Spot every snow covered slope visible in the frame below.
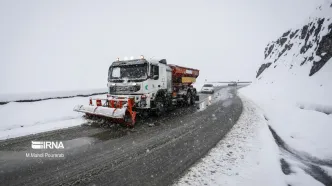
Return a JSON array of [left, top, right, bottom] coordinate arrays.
[[0, 88, 107, 103], [251, 0, 332, 106], [240, 1, 332, 185], [0, 94, 107, 140]]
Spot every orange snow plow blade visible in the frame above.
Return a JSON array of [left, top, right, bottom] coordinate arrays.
[[74, 97, 137, 127]]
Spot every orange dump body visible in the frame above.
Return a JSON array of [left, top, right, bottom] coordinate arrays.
[[168, 65, 199, 86], [168, 65, 199, 78]]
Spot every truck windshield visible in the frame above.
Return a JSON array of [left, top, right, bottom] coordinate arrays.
[[109, 64, 147, 79], [203, 84, 213, 87]]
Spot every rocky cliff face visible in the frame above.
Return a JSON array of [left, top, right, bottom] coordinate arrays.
[[257, 1, 332, 78]]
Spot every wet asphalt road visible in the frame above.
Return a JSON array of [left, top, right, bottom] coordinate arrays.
[[0, 86, 243, 186]]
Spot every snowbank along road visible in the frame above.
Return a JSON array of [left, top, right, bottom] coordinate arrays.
[[0, 86, 243, 186]]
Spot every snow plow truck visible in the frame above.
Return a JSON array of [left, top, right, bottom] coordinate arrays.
[[74, 56, 199, 127]]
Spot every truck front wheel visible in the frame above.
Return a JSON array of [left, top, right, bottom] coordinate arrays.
[[155, 98, 165, 116]]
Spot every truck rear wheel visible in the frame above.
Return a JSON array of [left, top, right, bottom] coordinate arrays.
[[185, 92, 192, 106], [191, 91, 196, 105]]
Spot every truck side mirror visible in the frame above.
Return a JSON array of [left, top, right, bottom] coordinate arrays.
[[153, 75, 159, 80]]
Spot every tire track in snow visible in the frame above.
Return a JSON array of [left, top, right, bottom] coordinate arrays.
[[268, 125, 332, 186]]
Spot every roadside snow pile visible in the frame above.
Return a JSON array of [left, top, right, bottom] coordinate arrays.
[[176, 97, 326, 186], [0, 88, 107, 103], [176, 97, 287, 186], [0, 94, 105, 140], [239, 1, 332, 185]]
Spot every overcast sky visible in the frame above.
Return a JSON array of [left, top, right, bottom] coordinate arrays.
[[0, 0, 324, 94]]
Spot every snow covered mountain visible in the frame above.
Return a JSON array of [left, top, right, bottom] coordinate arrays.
[[239, 2, 332, 185], [251, 0, 332, 106]]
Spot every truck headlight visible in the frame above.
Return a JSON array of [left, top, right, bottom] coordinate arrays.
[[108, 82, 116, 86]]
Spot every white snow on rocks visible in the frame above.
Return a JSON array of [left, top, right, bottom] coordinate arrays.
[[241, 0, 332, 161], [255, 0, 332, 108], [237, 1, 332, 184]]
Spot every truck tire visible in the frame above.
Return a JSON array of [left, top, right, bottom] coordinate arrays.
[[190, 91, 196, 105], [123, 113, 135, 128], [155, 97, 165, 117], [185, 91, 192, 106], [140, 110, 150, 119]]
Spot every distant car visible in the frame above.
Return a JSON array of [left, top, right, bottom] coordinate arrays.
[[201, 84, 214, 94]]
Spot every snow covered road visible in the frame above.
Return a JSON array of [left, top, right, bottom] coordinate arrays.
[[0, 86, 243, 186]]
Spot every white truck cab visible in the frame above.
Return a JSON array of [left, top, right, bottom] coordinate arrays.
[[107, 58, 172, 111]]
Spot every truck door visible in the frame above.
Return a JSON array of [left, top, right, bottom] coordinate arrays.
[[150, 64, 160, 91], [159, 66, 166, 89]]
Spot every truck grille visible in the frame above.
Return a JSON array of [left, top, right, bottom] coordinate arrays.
[[109, 85, 141, 93]]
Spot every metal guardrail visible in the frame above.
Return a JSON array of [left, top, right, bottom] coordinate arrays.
[[207, 81, 252, 84]]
